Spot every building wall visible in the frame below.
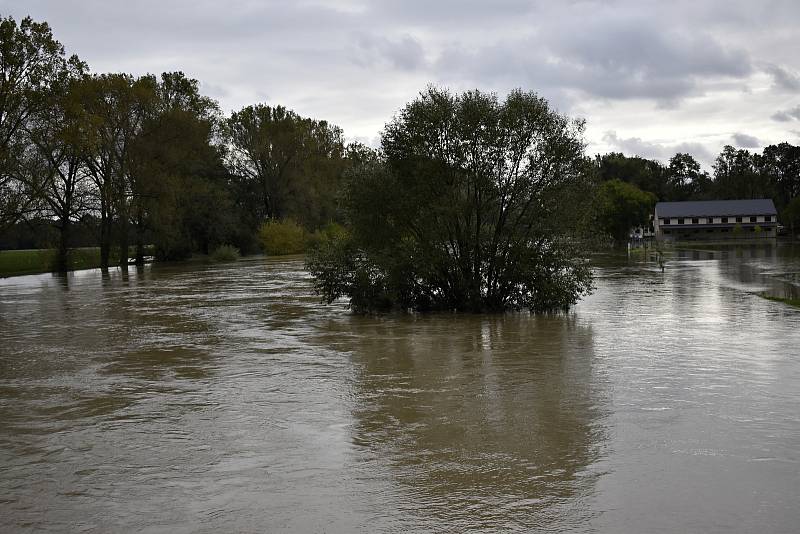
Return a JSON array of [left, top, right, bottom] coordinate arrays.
[[654, 207, 777, 241]]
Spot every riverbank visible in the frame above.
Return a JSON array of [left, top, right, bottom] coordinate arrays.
[[0, 247, 155, 277]]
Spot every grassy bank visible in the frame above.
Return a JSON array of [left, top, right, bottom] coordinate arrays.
[[0, 247, 152, 277], [760, 293, 800, 309]]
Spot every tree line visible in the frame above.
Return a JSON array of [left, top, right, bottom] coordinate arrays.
[[0, 15, 355, 270], [592, 145, 800, 242], [2, 14, 799, 287]]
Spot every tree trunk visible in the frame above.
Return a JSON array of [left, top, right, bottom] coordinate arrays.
[[100, 210, 110, 271], [118, 216, 129, 269], [135, 241, 144, 265], [134, 211, 145, 265], [56, 218, 70, 273]]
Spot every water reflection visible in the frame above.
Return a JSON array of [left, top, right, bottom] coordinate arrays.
[[671, 243, 800, 300], [336, 314, 607, 531], [1, 251, 799, 533]]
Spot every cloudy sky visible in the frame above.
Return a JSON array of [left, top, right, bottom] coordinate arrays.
[[3, 0, 799, 169]]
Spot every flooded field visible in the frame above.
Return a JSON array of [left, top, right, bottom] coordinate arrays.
[[1, 245, 799, 532]]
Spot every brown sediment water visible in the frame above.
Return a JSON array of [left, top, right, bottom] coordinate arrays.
[[1, 245, 798, 532]]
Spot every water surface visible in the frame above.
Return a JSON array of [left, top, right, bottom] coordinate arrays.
[[1, 247, 799, 532]]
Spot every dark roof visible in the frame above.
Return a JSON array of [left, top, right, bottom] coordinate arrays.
[[655, 199, 777, 218]]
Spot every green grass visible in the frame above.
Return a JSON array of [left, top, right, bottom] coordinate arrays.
[[760, 293, 800, 309], [0, 246, 153, 277]]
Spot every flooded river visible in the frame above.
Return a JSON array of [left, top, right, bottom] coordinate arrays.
[[1, 245, 799, 532]]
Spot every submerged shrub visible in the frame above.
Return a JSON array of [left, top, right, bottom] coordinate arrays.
[[307, 86, 595, 313], [258, 219, 307, 255], [210, 244, 241, 262]]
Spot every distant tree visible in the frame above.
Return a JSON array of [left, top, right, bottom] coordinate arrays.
[[77, 73, 156, 268], [0, 15, 81, 231], [781, 196, 800, 237], [713, 145, 771, 200], [129, 73, 234, 260], [308, 87, 594, 313], [225, 104, 346, 229], [667, 153, 709, 201], [758, 142, 800, 211], [595, 152, 669, 200], [594, 179, 657, 245]]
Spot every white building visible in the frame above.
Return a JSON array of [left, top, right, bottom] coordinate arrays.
[[654, 199, 778, 241]]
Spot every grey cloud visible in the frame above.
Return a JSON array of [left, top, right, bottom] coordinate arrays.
[[550, 17, 751, 80], [765, 64, 800, 90], [731, 133, 760, 148], [353, 33, 426, 71], [434, 11, 753, 104], [602, 131, 715, 168], [1, 0, 798, 152], [771, 105, 800, 122]]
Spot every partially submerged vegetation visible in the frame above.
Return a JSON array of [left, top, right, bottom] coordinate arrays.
[[209, 244, 241, 263], [258, 219, 307, 256], [760, 293, 800, 309], [0, 246, 153, 277], [307, 87, 594, 313]]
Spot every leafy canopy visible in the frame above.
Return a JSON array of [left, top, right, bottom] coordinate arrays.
[[308, 86, 594, 313], [595, 179, 657, 244]]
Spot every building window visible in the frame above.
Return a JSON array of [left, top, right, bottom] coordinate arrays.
[[736, 217, 743, 223], [750, 216, 757, 223], [692, 218, 699, 224], [721, 217, 728, 223], [678, 218, 685, 224], [765, 215, 772, 222], [661, 218, 667, 225]]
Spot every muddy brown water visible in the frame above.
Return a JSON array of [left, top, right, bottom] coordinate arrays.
[[1, 245, 799, 532]]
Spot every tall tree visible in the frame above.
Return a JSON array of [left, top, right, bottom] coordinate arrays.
[[309, 87, 594, 313], [713, 145, 771, 200], [595, 152, 670, 200], [78, 73, 155, 269], [130, 73, 233, 260], [758, 142, 800, 210], [0, 15, 81, 230], [225, 104, 346, 228], [667, 153, 709, 201], [594, 179, 657, 244], [25, 65, 91, 271]]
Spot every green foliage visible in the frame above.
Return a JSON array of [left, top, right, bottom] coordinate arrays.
[[308, 86, 594, 313], [596, 152, 669, 200], [754, 225, 762, 234], [781, 196, 800, 235], [210, 244, 240, 262], [307, 222, 348, 249], [760, 143, 800, 210], [713, 145, 771, 200], [733, 223, 744, 237], [225, 104, 347, 229], [595, 179, 657, 245], [258, 219, 307, 256], [0, 15, 86, 231]]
